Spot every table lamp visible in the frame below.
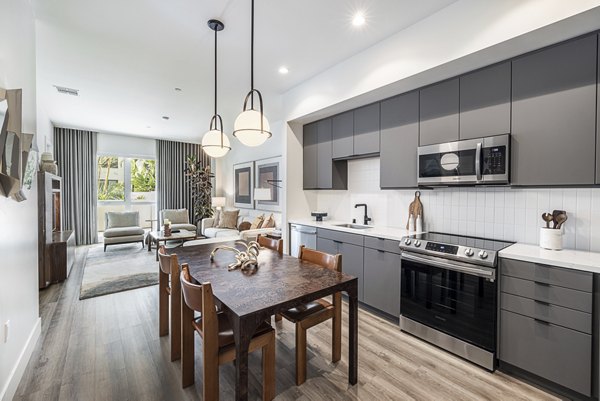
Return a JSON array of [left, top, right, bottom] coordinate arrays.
[[212, 196, 226, 210]]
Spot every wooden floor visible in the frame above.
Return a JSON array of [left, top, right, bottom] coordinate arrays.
[[14, 246, 560, 401]]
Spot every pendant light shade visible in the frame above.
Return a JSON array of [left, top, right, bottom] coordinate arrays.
[[233, 0, 271, 147], [201, 19, 231, 158]]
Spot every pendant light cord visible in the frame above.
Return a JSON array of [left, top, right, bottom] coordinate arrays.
[[250, 0, 254, 109], [214, 27, 218, 119]]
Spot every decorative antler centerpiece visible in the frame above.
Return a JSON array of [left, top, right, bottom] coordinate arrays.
[[210, 240, 261, 274]]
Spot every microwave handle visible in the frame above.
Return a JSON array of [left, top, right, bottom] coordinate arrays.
[[475, 142, 482, 182]]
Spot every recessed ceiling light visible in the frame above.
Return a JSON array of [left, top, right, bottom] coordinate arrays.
[[278, 66, 289, 75], [174, 87, 182, 92], [352, 12, 365, 27], [162, 116, 170, 120]]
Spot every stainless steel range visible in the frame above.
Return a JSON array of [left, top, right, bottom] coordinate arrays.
[[399, 232, 513, 371]]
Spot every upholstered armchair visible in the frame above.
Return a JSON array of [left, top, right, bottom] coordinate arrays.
[[159, 209, 199, 234], [103, 211, 145, 251]]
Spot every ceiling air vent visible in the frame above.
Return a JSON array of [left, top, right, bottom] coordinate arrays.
[[54, 85, 79, 96]]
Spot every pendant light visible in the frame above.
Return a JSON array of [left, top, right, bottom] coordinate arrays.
[[201, 19, 231, 158], [233, 0, 271, 147]]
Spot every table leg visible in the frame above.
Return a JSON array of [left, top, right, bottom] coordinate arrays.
[[147, 235, 152, 252], [348, 282, 358, 385], [231, 314, 258, 401], [155, 240, 160, 261]]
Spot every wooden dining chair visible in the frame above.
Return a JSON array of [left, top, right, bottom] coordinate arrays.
[[180, 264, 276, 401], [280, 245, 342, 385], [257, 234, 284, 254], [158, 245, 181, 361]]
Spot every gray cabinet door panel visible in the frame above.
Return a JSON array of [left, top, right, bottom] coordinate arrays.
[[316, 119, 333, 189], [380, 92, 419, 188], [339, 242, 364, 301], [500, 276, 592, 313], [363, 236, 402, 254], [459, 62, 511, 139], [363, 248, 400, 316], [501, 292, 591, 334], [419, 78, 459, 145], [511, 35, 597, 185], [332, 111, 354, 159], [316, 237, 338, 256], [303, 123, 318, 189], [500, 310, 592, 396], [500, 258, 592, 292], [353, 103, 380, 155], [597, 34, 600, 184], [317, 228, 364, 247]]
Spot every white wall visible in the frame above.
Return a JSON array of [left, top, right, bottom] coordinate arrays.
[[97, 131, 156, 159], [315, 158, 600, 252], [0, 1, 42, 400]]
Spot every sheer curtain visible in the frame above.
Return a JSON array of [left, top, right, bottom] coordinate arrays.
[[54, 127, 98, 245], [156, 139, 209, 225]]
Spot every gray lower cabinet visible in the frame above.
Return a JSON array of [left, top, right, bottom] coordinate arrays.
[[499, 258, 593, 396], [303, 122, 318, 189], [511, 34, 597, 186], [380, 91, 419, 188], [459, 62, 511, 140], [317, 119, 333, 189], [363, 247, 400, 317], [316, 237, 338, 257], [419, 78, 459, 146], [353, 103, 380, 156], [597, 34, 600, 184], [332, 111, 353, 159]]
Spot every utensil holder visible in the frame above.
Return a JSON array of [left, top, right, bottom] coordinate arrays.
[[540, 227, 563, 250]]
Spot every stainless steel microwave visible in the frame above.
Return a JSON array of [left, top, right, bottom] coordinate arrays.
[[417, 134, 510, 186]]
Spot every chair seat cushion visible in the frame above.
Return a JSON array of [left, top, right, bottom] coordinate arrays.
[[103, 226, 145, 238], [193, 312, 272, 348], [281, 299, 332, 323], [171, 223, 197, 232]]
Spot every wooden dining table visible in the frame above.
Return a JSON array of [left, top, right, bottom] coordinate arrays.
[[174, 241, 359, 401]]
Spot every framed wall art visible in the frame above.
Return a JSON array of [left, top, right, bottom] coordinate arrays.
[[254, 156, 281, 212], [233, 161, 254, 209]]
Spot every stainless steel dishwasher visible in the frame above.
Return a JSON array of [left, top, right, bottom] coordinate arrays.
[[290, 224, 317, 257]]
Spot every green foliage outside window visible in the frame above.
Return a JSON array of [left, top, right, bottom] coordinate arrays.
[[131, 159, 156, 193]]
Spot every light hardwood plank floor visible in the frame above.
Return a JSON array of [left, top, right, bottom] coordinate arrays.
[[14, 247, 560, 401]]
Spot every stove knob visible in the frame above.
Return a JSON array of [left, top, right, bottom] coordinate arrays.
[[478, 250, 488, 259], [404, 238, 411, 246], [464, 248, 474, 257], [414, 240, 421, 247]]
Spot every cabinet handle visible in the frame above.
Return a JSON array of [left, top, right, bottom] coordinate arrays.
[[534, 299, 550, 306], [534, 281, 550, 287], [377, 249, 385, 253], [376, 237, 385, 241], [534, 318, 551, 326], [333, 240, 342, 244]]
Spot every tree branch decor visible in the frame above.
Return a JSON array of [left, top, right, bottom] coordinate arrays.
[[185, 155, 213, 225]]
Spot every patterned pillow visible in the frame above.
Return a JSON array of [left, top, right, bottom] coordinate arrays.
[[262, 214, 276, 228], [250, 214, 264, 230], [217, 210, 239, 229]]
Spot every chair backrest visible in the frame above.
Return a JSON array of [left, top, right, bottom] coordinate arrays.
[[160, 209, 190, 225], [105, 211, 140, 229], [298, 245, 342, 272], [158, 245, 179, 275], [257, 235, 283, 254], [180, 264, 218, 340]]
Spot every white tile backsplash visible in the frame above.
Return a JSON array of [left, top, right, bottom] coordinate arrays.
[[315, 158, 600, 252]]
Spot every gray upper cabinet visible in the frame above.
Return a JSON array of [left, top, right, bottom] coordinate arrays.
[[317, 119, 333, 189], [353, 103, 380, 155], [511, 35, 597, 186], [332, 111, 354, 159], [302, 122, 318, 189], [597, 34, 600, 185], [459, 62, 511, 140], [380, 92, 419, 188], [419, 78, 459, 146]]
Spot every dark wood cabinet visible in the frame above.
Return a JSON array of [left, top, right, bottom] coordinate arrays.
[[459, 62, 511, 140], [419, 78, 459, 145], [332, 111, 353, 159], [353, 103, 380, 155], [302, 122, 318, 189], [511, 35, 597, 186], [380, 92, 419, 188]]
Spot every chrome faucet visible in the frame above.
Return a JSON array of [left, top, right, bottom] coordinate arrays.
[[354, 204, 371, 225]]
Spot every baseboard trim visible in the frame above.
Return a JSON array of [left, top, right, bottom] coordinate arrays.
[[0, 317, 41, 401]]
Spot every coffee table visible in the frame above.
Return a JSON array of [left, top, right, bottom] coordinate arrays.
[[148, 229, 197, 261]]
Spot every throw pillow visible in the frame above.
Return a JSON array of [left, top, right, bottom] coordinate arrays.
[[250, 214, 264, 230], [213, 210, 221, 227], [238, 221, 252, 232], [262, 214, 276, 228], [217, 210, 239, 229]]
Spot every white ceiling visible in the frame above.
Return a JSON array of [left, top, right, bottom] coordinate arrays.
[[33, 0, 457, 142]]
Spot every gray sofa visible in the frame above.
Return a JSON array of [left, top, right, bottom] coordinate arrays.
[[159, 209, 199, 234], [103, 211, 145, 251]]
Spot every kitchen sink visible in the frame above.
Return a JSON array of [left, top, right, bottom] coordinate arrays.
[[334, 223, 372, 230]]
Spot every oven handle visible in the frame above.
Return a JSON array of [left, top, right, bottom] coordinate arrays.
[[401, 251, 496, 281], [475, 142, 482, 182]]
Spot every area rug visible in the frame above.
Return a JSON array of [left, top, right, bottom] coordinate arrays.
[[80, 242, 158, 300]]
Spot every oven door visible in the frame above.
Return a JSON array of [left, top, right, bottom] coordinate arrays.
[[400, 251, 497, 352], [417, 138, 481, 185]]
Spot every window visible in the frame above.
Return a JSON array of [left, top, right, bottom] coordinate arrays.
[[97, 156, 156, 202], [97, 156, 125, 201], [131, 158, 156, 202]]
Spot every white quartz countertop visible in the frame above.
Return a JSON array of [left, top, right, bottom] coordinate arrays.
[[288, 218, 423, 241], [499, 243, 600, 274]]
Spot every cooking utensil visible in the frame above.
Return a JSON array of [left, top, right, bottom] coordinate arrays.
[[552, 210, 566, 229], [555, 213, 568, 230], [542, 213, 554, 229]]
